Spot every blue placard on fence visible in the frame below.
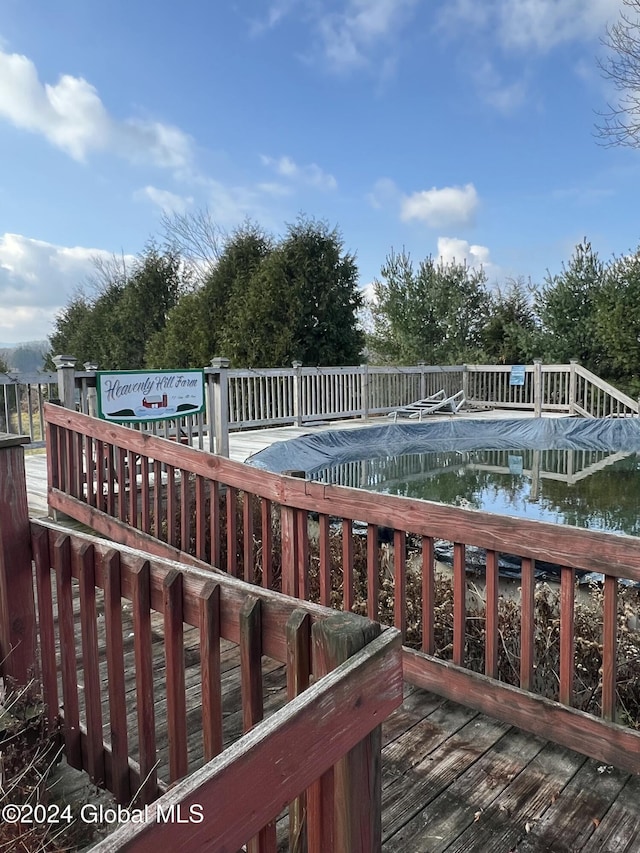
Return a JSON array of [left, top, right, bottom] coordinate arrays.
[[510, 365, 526, 386]]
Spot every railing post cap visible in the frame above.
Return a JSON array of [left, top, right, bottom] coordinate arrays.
[[569, 358, 580, 364], [210, 357, 230, 369], [83, 362, 99, 371], [292, 360, 303, 369], [0, 433, 30, 448], [533, 358, 543, 364], [52, 355, 77, 369]]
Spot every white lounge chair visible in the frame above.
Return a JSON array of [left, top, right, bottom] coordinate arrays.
[[411, 390, 466, 420], [388, 390, 447, 422]]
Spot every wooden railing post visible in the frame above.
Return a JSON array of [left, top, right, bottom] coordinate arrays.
[[83, 362, 99, 417], [286, 609, 311, 850], [292, 361, 303, 426], [0, 434, 37, 686], [417, 362, 426, 400], [568, 359, 578, 415], [311, 612, 383, 853], [52, 354, 77, 409], [533, 358, 543, 417], [360, 363, 369, 419], [462, 363, 469, 400], [210, 357, 230, 457]]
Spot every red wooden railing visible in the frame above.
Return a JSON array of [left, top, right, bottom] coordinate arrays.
[[44, 404, 640, 774], [89, 611, 400, 853], [28, 516, 401, 852]]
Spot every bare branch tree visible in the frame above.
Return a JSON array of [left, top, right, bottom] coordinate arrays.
[[160, 207, 225, 280], [597, 0, 640, 146], [86, 251, 130, 297]]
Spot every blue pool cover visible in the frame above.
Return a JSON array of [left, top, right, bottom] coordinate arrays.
[[247, 418, 640, 583], [246, 417, 640, 475]]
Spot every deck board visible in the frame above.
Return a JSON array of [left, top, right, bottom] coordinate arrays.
[[388, 726, 546, 852], [514, 759, 631, 853], [383, 712, 512, 845], [442, 742, 588, 852], [581, 774, 640, 853]]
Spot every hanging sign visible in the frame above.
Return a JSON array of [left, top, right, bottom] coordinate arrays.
[[96, 369, 205, 422], [510, 365, 526, 386]]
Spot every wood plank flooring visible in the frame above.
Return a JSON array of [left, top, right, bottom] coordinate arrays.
[[53, 595, 640, 852]]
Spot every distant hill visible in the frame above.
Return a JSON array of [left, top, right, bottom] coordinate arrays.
[[0, 340, 50, 372]]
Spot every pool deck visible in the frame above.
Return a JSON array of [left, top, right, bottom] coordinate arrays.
[[20, 408, 640, 851], [48, 601, 640, 852]]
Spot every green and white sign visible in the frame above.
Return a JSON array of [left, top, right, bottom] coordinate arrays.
[[96, 369, 205, 423]]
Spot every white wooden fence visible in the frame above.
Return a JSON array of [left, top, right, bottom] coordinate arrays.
[[4, 359, 638, 451]]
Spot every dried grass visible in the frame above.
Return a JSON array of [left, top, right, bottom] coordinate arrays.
[[165, 487, 640, 729], [0, 680, 103, 852]]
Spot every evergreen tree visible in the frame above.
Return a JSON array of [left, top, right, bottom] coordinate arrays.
[[224, 217, 363, 366], [534, 240, 604, 370], [48, 294, 99, 367], [147, 223, 271, 368], [369, 249, 489, 364], [48, 244, 189, 369], [145, 290, 210, 369], [595, 246, 640, 392], [483, 278, 539, 364], [109, 242, 187, 369], [50, 217, 363, 371]]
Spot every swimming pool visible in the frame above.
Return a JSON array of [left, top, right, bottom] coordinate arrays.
[[247, 418, 640, 539]]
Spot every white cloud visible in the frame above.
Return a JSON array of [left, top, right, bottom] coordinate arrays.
[[135, 186, 194, 214], [401, 183, 479, 228], [318, 0, 418, 71], [206, 179, 268, 226], [497, 0, 620, 51], [473, 59, 527, 113], [437, 237, 492, 270], [261, 154, 337, 190], [0, 233, 134, 343], [0, 47, 193, 168], [256, 182, 293, 197], [368, 178, 480, 229], [250, 0, 300, 34], [367, 177, 400, 209], [441, 0, 621, 52], [318, 0, 420, 69], [317, 15, 367, 70], [252, 0, 420, 72], [360, 280, 377, 303]]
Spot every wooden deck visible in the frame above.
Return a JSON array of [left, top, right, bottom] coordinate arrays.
[[54, 659, 640, 852], [22, 416, 640, 851], [53, 600, 639, 852], [381, 689, 640, 852]]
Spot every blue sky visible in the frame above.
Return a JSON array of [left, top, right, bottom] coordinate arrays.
[[0, 0, 638, 345]]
